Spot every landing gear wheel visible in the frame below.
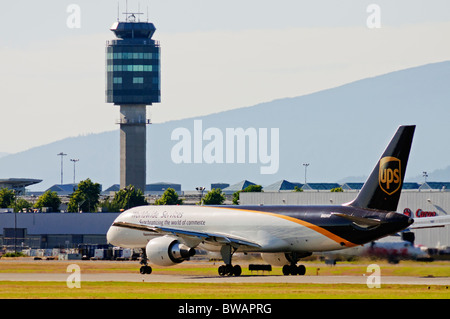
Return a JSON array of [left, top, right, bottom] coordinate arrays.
[[282, 265, 291, 275], [297, 264, 306, 276], [218, 264, 242, 277], [233, 265, 242, 276], [140, 265, 152, 275], [218, 265, 227, 276], [218, 265, 233, 276], [282, 264, 306, 276]]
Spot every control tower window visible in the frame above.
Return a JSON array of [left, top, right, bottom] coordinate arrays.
[[108, 52, 159, 60]]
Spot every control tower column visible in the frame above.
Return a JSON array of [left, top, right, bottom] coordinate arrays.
[[119, 104, 147, 193]]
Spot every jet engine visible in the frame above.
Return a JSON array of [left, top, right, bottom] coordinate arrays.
[[146, 236, 195, 267]]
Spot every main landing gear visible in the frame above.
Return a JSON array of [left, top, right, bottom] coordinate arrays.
[[282, 263, 306, 276], [139, 249, 152, 274], [218, 264, 242, 277], [218, 245, 242, 277], [281, 252, 309, 276]]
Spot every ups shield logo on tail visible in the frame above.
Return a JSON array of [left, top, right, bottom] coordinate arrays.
[[379, 157, 401, 195]]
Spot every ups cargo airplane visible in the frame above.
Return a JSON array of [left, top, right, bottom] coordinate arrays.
[[107, 125, 415, 276]]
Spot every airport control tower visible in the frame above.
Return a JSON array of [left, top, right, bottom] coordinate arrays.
[[106, 13, 160, 192]]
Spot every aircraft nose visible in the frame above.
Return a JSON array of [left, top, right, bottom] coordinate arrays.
[[106, 226, 119, 246]]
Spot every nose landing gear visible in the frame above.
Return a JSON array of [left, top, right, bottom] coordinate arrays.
[[139, 249, 152, 274]]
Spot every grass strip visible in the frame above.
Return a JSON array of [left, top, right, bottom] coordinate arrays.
[[0, 281, 448, 299]]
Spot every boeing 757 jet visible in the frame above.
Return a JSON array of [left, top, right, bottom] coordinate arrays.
[[107, 125, 415, 276]]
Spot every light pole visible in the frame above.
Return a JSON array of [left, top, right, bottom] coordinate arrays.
[[70, 159, 79, 184], [303, 163, 310, 184], [13, 190, 17, 254], [422, 171, 428, 183], [57, 152, 67, 185], [196, 186, 205, 205]]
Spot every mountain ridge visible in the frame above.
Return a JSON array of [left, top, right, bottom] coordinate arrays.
[[1, 61, 449, 191]]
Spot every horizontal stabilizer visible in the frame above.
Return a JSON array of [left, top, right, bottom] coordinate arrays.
[[332, 213, 383, 227]]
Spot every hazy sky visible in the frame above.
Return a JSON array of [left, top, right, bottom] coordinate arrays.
[[1, 0, 449, 153]]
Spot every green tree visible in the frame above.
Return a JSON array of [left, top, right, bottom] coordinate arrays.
[[154, 188, 183, 205], [109, 185, 148, 211], [202, 188, 225, 205], [35, 190, 61, 212], [67, 178, 101, 212], [243, 185, 263, 192], [294, 186, 303, 192], [0, 188, 15, 208], [232, 184, 263, 205], [330, 187, 343, 192], [13, 198, 33, 212]]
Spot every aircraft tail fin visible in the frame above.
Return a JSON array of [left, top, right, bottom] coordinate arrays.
[[347, 125, 415, 212]]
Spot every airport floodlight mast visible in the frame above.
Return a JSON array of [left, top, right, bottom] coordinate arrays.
[[196, 186, 205, 204], [303, 163, 310, 184], [423, 171, 428, 183], [57, 152, 67, 185], [70, 159, 79, 184], [105, 5, 161, 192]]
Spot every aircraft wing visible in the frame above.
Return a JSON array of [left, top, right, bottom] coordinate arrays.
[[408, 216, 450, 229], [111, 220, 261, 248]]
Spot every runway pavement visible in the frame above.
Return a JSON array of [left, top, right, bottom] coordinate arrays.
[[1, 272, 449, 285]]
